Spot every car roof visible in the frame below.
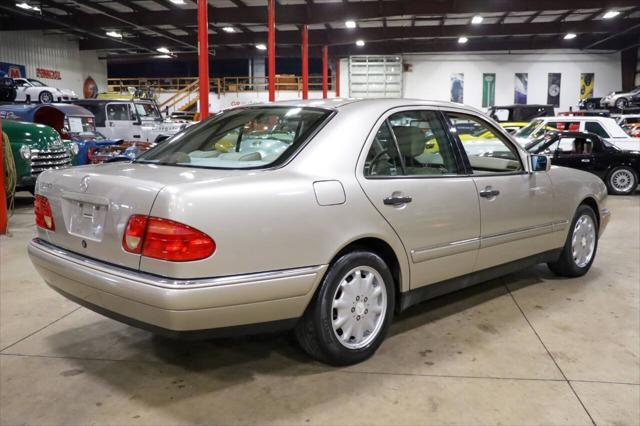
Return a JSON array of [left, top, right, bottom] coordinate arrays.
[[537, 116, 613, 122], [246, 98, 486, 114]]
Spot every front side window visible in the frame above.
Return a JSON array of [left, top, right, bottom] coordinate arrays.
[[447, 113, 523, 174], [137, 106, 331, 169], [135, 102, 161, 120], [364, 110, 460, 177], [27, 79, 46, 87]]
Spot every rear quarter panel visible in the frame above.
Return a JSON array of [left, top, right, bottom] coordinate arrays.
[[142, 105, 412, 290]]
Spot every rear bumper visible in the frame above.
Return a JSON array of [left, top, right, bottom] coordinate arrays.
[[28, 239, 327, 336]]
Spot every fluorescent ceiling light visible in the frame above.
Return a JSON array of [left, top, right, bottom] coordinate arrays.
[[169, 0, 186, 4], [471, 15, 483, 24], [222, 26, 235, 33], [345, 20, 356, 28], [16, 2, 37, 11], [458, 36, 468, 44], [156, 47, 171, 54], [106, 31, 123, 39], [603, 10, 620, 19], [256, 43, 267, 50], [564, 33, 577, 40], [356, 39, 365, 47]]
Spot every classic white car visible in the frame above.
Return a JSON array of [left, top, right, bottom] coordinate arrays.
[[13, 78, 78, 103], [29, 99, 610, 365]]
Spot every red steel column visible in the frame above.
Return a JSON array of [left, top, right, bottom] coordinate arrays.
[[0, 118, 7, 235], [322, 45, 328, 99], [334, 57, 340, 97], [268, 0, 276, 102], [301, 25, 309, 100], [197, 0, 209, 119]]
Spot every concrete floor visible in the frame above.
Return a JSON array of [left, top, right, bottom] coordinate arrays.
[[0, 192, 638, 426]]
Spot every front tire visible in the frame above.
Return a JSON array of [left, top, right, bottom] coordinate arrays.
[[295, 251, 395, 365], [607, 166, 638, 195], [548, 205, 598, 277], [39, 91, 53, 104]]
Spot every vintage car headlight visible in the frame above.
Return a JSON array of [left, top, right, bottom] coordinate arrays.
[[70, 142, 79, 156], [19, 144, 31, 160]]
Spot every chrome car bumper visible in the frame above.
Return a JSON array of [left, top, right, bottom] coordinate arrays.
[[28, 239, 327, 336]]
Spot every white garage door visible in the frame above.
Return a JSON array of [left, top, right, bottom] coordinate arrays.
[[349, 55, 403, 98]]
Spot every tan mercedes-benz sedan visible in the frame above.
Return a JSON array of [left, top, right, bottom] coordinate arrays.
[[29, 99, 610, 365]]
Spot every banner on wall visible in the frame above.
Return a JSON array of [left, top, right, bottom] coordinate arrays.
[[580, 73, 595, 100], [514, 73, 528, 104], [0, 62, 26, 78], [450, 73, 464, 103], [547, 73, 561, 107], [83, 76, 99, 98], [36, 67, 61, 80], [482, 73, 496, 108]]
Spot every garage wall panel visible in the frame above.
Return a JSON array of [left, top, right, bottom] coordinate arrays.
[[339, 51, 622, 112], [0, 31, 107, 97]]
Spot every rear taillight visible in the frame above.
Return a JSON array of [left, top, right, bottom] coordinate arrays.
[[123, 215, 215, 262], [34, 195, 55, 231]]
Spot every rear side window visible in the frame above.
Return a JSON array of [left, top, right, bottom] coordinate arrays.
[[364, 110, 461, 177], [584, 122, 610, 138], [446, 112, 523, 174]]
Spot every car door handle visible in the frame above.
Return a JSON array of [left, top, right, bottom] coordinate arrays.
[[581, 158, 591, 163], [479, 187, 500, 198], [383, 195, 413, 206]]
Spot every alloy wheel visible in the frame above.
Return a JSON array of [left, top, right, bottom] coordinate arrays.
[[331, 266, 387, 350], [610, 169, 636, 194], [571, 214, 596, 268]]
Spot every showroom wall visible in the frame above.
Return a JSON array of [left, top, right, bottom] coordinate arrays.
[[0, 31, 107, 97], [340, 51, 623, 112]]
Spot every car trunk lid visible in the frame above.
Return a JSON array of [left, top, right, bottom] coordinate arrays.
[[35, 162, 244, 270]]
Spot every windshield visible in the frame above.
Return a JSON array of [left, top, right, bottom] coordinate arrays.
[[66, 116, 103, 139], [27, 79, 46, 87], [514, 119, 543, 138], [136, 106, 332, 169], [134, 102, 161, 120]]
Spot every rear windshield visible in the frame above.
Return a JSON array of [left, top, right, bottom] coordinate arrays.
[[136, 106, 332, 169]]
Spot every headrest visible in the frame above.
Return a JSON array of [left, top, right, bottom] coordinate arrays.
[[392, 126, 424, 158]]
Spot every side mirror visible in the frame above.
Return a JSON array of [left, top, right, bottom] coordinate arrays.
[[530, 154, 551, 172]]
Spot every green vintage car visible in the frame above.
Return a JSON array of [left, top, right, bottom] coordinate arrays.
[[3, 120, 75, 193]]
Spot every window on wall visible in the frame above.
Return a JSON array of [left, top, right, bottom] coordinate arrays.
[[446, 113, 523, 174], [364, 110, 460, 177]]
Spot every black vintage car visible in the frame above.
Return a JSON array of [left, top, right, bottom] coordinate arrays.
[[0, 77, 17, 102], [488, 104, 555, 122], [526, 131, 639, 195]]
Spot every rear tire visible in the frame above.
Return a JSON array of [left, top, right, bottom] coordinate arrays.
[[615, 98, 629, 110], [606, 166, 638, 195], [548, 205, 598, 277], [295, 251, 395, 365]]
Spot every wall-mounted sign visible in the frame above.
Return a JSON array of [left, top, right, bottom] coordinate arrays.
[[580, 73, 595, 100], [36, 67, 61, 80], [0, 62, 26, 78], [514, 73, 528, 104], [450, 73, 464, 103], [83, 76, 98, 98], [547, 73, 561, 107], [482, 73, 496, 108]]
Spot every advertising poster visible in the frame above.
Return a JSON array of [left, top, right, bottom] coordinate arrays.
[[580, 73, 595, 100], [450, 73, 464, 103], [547, 73, 561, 107], [514, 73, 528, 104], [0, 62, 26, 78], [482, 73, 496, 108]]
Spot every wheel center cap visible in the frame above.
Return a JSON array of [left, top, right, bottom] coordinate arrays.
[[581, 237, 587, 247], [355, 301, 366, 316]]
